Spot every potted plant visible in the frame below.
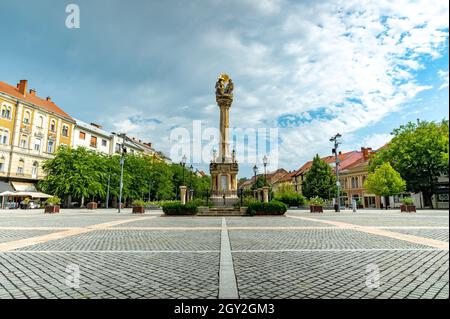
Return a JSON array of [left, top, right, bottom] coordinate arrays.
[[400, 197, 416, 213], [356, 198, 364, 209], [86, 201, 98, 210], [44, 196, 61, 214], [132, 200, 146, 214], [309, 196, 324, 213]]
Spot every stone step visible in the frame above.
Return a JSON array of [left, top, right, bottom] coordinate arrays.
[[197, 207, 246, 216]]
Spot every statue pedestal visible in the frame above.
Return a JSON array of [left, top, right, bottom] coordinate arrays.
[[210, 162, 239, 206]]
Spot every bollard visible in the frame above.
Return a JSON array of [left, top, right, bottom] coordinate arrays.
[[352, 200, 357, 213]]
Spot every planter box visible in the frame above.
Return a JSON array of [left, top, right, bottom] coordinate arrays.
[[132, 206, 145, 214], [44, 205, 60, 214], [87, 202, 97, 210], [357, 204, 364, 209], [310, 205, 323, 213], [400, 205, 416, 213]]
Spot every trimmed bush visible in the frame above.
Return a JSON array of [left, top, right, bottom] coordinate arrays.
[[162, 202, 198, 215], [45, 196, 61, 206], [308, 196, 324, 206], [132, 199, 146, 207], [274, 192, 306, 207], [247, 200, 287, 216], [401, 197, 414, 205]]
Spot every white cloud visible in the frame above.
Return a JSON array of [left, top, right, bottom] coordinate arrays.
[[361, 133, 393, 150], [93, 0, 449, 174], [438, 70, 449, 90]]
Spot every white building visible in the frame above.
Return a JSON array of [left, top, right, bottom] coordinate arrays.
[[72, 119, 112, 155]]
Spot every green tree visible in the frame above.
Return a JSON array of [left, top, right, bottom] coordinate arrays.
[[251, 176, 267, 190], [364, 162, 406, 209], [302, 154, 337, 200], [370, 119, 449, 208], [39, 146, 107, 206]]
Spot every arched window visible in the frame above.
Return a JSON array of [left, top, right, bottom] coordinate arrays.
[[62, 125, 69, 137], [0, 156, 5, 172], [17, 159, 25, 175], [32, 161, 39, 178], [38, 116, 44, 128], [50, 120, 56, 132], [23, 110, 31, 124], [1, 105, 12, 119]]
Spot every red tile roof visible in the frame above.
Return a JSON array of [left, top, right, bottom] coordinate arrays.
[[293, 151, 356, 176], [0, 81, 73, 121]]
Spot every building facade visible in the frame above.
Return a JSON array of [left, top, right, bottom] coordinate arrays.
[[0, 80, 75, 188], [73, 119, 112, 155]]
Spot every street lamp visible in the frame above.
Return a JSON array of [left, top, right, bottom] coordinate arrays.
[[263, 155, 268, 185], [180, 154, 187, 186], [330, 133, 342, 212], [252, 164, 258, 186], [118, 133, 127, 213]]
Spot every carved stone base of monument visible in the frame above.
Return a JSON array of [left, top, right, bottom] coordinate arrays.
[[262, 186, 270, 203], [210, 162, 239, 206], [179, 186, 187, 205]]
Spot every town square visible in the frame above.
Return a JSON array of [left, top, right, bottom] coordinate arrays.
[[0, 0, 448, 309]]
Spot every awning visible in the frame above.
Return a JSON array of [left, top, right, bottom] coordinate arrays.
[[0, 191, 53, 198], [0, 181, 14, 193], [11, 181, 37, 192], [0, 191, 16, 196]]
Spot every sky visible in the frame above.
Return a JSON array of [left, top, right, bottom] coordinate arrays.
[[0, 0, 448, 178]]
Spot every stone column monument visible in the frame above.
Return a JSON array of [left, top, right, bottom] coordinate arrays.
[[210, 73, 239, 206]]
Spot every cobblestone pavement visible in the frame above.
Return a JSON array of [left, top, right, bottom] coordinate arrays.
[[0, 208, 448, 299]]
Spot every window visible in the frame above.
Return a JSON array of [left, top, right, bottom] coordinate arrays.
[[62, 125, 69, 137], [79, 131, 86, 140], [34, 138, 41, 151], [31, 162, 38, 178], [38, 116, 44, 128], [50, 120, 56, 132], [90, 136, 97, 148], [102, 139, 107, 147], [0, 157, 4, 172], [19, 134, 28, 148], [1, 105, 11, 119], [47, 140, 55, 153], [351, 177, 359, 189], [23, 111, 31, 124], [115, 143, 121, 153], [0, 129, 9, 145], [17, 159, 24, 175]]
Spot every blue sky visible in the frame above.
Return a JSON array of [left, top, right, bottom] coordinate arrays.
[[0, 0, 448, 178]]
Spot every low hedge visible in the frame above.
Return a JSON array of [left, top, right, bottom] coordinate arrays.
[[247, 200, 287, 216], [274, 193, 306, 207], [162, 202, 198, 215]]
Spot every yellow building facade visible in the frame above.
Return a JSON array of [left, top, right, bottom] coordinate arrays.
[[0, 80, 75, 187]]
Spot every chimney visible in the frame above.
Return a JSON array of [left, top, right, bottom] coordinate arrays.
[[90, 123, 103, 129], [29, 89, 36, 96], [338, 151, 342, 155], [361, 147, 372, 160], [46, 96, 52, 102], [17, 80, 28, 95]]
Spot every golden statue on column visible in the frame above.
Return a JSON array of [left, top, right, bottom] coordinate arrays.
[[210, 73, 239, 206]]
